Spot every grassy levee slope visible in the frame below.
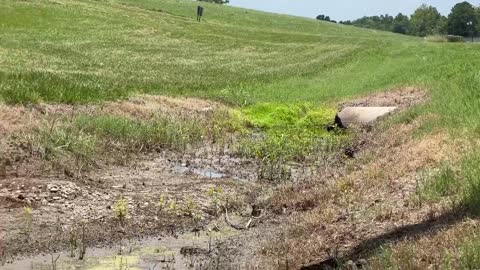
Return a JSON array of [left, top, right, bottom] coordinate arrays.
[[0, 0, 418, 103], [0, 0, 403, 104], [4, 0, 480, 267], [2, 0, 480, 133]]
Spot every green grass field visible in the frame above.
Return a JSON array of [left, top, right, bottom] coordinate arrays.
[[2, 0, 480, 134], [3, 0, 480, 267]]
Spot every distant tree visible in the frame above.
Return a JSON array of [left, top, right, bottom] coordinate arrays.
[[476, 7, 480, 34], [344, 14, 394, 32], [339, 20, 353, 25], [316, 14, 335, 23], [447, 1, 477, 36], [317, 15, 329, 21], [393, 13, 410, 34], [410, 4, 445, 36], [440, 16, 449, 33], [198, 0, 229, 4]]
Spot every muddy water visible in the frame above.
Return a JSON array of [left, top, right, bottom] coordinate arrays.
[[1, 228, 236, 270], [173, 164, 250, 183], [174, 165, 225, 179]]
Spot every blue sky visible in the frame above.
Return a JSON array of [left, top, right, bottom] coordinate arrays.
[[228, 0, 475, 21]]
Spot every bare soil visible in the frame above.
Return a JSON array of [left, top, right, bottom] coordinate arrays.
[[340, 87, 428, 109], [212, 117, 459, 269], [0, 96, 257, 267], [1, 87, 458, 270]]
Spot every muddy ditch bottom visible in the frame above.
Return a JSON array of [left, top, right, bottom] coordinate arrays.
[[1, 226, 238, 270], [174, 165, 249, 182]]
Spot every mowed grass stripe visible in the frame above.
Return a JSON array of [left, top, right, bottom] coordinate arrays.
[[2, 0, 480, 136], [0, 0, 403, 104]]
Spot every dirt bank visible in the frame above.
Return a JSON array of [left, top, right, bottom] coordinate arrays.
[[1, 87, 442, 269]]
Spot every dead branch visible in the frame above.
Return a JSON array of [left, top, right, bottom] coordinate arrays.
[[224, 207, 252, 231], [51, 253, 60, 270]]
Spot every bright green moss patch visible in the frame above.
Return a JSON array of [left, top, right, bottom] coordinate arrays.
[[236, 103, 345, 181], [242, 103, 305, 129], [298, 108, 338, 129], [241, 103, 337, 131]]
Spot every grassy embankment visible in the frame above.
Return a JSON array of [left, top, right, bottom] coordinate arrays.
[[3, 0, 480, 267]]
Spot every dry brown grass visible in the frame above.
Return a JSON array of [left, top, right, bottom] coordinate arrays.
[[0, 105, 31, 135], [0, 95, 224, 135], [340, 86, 428, 109], [0, 95, 230, 179], [255, 116, 468, 269], [102, 95, 224, 119], [369, 219, 480, 269]]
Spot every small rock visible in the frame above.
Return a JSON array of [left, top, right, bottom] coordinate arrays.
[[356, 259, 367, 268], [345, 260, 358, 270], [17, 194, 25, 200], [49, 185, 60, 193], [180, 246, 209, 256]]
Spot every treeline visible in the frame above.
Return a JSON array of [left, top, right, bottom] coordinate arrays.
[[198, 0, 229, 4], [319, 1, 480, 37], [316, 15, 336, 24]]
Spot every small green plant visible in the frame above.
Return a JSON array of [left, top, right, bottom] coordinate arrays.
[[420, 164, 459, 202], [182, 196, 203, 222], [207, 187, 224, 216], [22, 207, 33, 236], [443, 250, 453, 270], [158, 194, 167, 212], [377, 245, 394, 269], [68, 227, 78, 258], [114, 198, 129, 222], [167, 199, 180, 216], [460, 234, 480, 269], [461, 153, 480, 214], [78, 222, 87, 260], [118, 256, 129, 270]]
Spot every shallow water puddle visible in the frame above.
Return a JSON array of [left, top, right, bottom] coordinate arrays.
[[2, 228, 237, 270], [174, 165, 226, 179]]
